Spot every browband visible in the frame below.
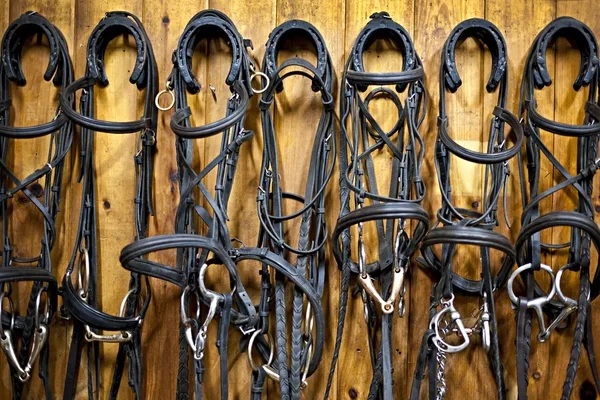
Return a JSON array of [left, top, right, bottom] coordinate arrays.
[[348, 11, 417, 92]]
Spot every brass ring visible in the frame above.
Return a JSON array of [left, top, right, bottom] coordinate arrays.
[[155, 89, 175, 111], [250, 71, 270, 94]]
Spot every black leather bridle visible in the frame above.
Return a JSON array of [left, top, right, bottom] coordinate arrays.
[[512, 16, 600, 400], [253, 19, 334, 400], [0, 11, 73, 399], [58, 11, 157, 400], [117, 10, 327, 399], [325, 12, 428, 400], [411, 18, 522, 400]]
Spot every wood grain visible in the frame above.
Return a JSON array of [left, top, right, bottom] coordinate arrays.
[[1, 0, 600, 399]]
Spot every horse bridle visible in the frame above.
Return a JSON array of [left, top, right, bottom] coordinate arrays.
[[411, 19, 523, 400], [57, 11, 157, 400], [254, 19, 334, 400], [0, 11, 72, 399], [116, 10, 326, 399], [512, 16, 600, 400], [325, 12, 428, 400]]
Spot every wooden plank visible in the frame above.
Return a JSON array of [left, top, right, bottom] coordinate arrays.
[[3, 0, 600, 398], [0, 0, 75, 398], [411, 0, 485, 398], [338, 2, 415, 399], [485, 0, 556, 397], [266, 0, 344, 398]]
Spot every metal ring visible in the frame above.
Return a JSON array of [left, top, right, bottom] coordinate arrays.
[[250, 71, 270, 94], [180, 285, 201, 322], [507, 263, 556, 306], [198, 263, 235, 299], [119, 288, 139, 318], [247, 330, 274, 371], [0, 292, 15, 338], [34, 288, 50, 329], [155, 89, 175, 111], [78, 248, 90, 298], [555, 265, 580, 306]]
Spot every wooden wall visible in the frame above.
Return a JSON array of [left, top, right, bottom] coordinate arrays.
[[0, 0, 599, 398]]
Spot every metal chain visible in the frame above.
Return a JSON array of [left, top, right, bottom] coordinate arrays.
[[435, 348, 447, 400]]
